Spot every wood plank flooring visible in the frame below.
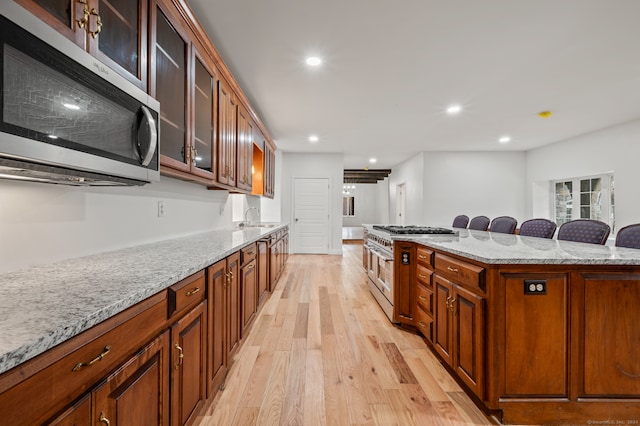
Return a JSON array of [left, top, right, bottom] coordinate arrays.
[[197, 244, 496, 425]]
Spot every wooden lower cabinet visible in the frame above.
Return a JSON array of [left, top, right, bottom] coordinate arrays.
[[0, 229, 287, 426], [92, 331, 171, 426], [241, 257, 258, 336], [226, 252, 241, 359], [171, 301, 207, 426], [257, 239, 269, 305], [433, 274, 485, 399], [206, 259, 227, 395], [47, 394, 92, 425]]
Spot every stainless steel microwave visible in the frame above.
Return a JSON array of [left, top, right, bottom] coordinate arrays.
[[0, 3, 160, 186]]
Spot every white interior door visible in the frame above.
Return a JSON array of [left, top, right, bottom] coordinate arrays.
[[293, 178, 329, 254], [396, 183, 406, 225]]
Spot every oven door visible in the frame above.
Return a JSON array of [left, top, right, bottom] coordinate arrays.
[[375, 252, 394, 303]]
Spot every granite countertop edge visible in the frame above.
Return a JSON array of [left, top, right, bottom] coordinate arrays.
[[0, 224, 287, 376]]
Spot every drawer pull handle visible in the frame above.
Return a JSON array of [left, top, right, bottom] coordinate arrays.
[[175, 343, 184, 369], [419, 321, 427, 328], [418, 274, 428, 280], [419, 295, 427, 301], [185, 287, 200, 296], [99, 412, 111, 426], [447, 266, 459, 273], [418, 254, 428, 260], [248, 264, 255, 270], [72, 345, 111, 371]]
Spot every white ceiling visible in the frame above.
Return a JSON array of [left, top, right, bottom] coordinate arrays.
[[187, 0, 640, 170]]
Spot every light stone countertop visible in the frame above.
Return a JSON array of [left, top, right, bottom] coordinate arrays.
[[366, 226, 640, 265], [0, 225, 287, 376]]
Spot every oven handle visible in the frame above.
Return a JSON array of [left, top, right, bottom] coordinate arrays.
[[368, 246, 393, 262]]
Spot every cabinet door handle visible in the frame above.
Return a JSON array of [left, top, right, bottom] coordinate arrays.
[[89, 8, 102, 38], [99, 412, 111, 426], [447, 266, 459, 273], [418, 295, 427, 301], [174, 343, 184, 369], [76, 0, 89, 29], [185, 287, 200, 297], [72, 345, 111, 371]]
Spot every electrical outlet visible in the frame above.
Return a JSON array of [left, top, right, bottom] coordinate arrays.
[[219, 205, 225, 216], [524, 280, 546, 295], [158, 200, 165, 218]]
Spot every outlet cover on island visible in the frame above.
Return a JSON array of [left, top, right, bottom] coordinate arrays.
[[158, 200, 165, 218]]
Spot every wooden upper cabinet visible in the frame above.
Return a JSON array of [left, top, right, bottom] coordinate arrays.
[[263, 142, 275, 199], [152, 1, 189, 174], [236, 104, 253, 192], [191, 46, 218, 181], [17, 0, 149, 90], [217, 76, 237, 187]]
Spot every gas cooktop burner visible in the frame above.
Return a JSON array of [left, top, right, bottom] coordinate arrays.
[[372, 225, 455, 235]]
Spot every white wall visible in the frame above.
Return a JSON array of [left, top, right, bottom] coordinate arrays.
[[388, 153, 424, 224], [422, 151, 527, 227], [527, 119, 640, 231], [375, 178, 390, 224], [0, 176, 235, 274], [342, 184, 378, 227], [281, 152, 343, 255]]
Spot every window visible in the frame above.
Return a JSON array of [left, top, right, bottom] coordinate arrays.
[[553, 173, 615, 231], [343, 196, 355, 216]]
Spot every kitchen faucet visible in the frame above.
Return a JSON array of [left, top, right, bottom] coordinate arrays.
[[243, 206, 259, 226]]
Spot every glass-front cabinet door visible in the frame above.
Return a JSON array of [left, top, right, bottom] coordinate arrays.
[[154, 2, 188, 172], [191, 48, 217, 180], [16, 0, 149, 90]]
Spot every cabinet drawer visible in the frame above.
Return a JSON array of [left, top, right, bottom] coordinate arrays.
[[416, 264, 433, 287], [241, 243, 257, 265], [415, 306, 433, 342], [0, 293, 167, 426], [416, 282, 433, 314], [168, 270, 206, 318], [417, 246, 433, 267], [434, 253, 485, 292]]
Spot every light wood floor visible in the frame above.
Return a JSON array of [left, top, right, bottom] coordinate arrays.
[[197, 244, 497, 426]]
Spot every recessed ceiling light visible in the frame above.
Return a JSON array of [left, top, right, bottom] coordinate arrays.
[[305, 57, 322, 66], [446, 104, 462, 115], [499, 136, 511, 144], [308, 135, 319, 143], [369, 158, 377, 164]]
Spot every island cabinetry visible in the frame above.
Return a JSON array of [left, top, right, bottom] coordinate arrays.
[[415, 246, 434, 341], [394, 241, 416, 325], [240, 244, 258, 336], [0, 292, 168, 426], [433, 254, 485, 400], [16, 0, 150, 90]]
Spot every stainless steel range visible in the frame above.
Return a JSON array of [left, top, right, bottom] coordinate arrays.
[[366, 225, 455, 322]]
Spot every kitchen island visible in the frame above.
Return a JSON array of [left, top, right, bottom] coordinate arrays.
[[0, 224, 288, 425], [376, 227, 640, 425]]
